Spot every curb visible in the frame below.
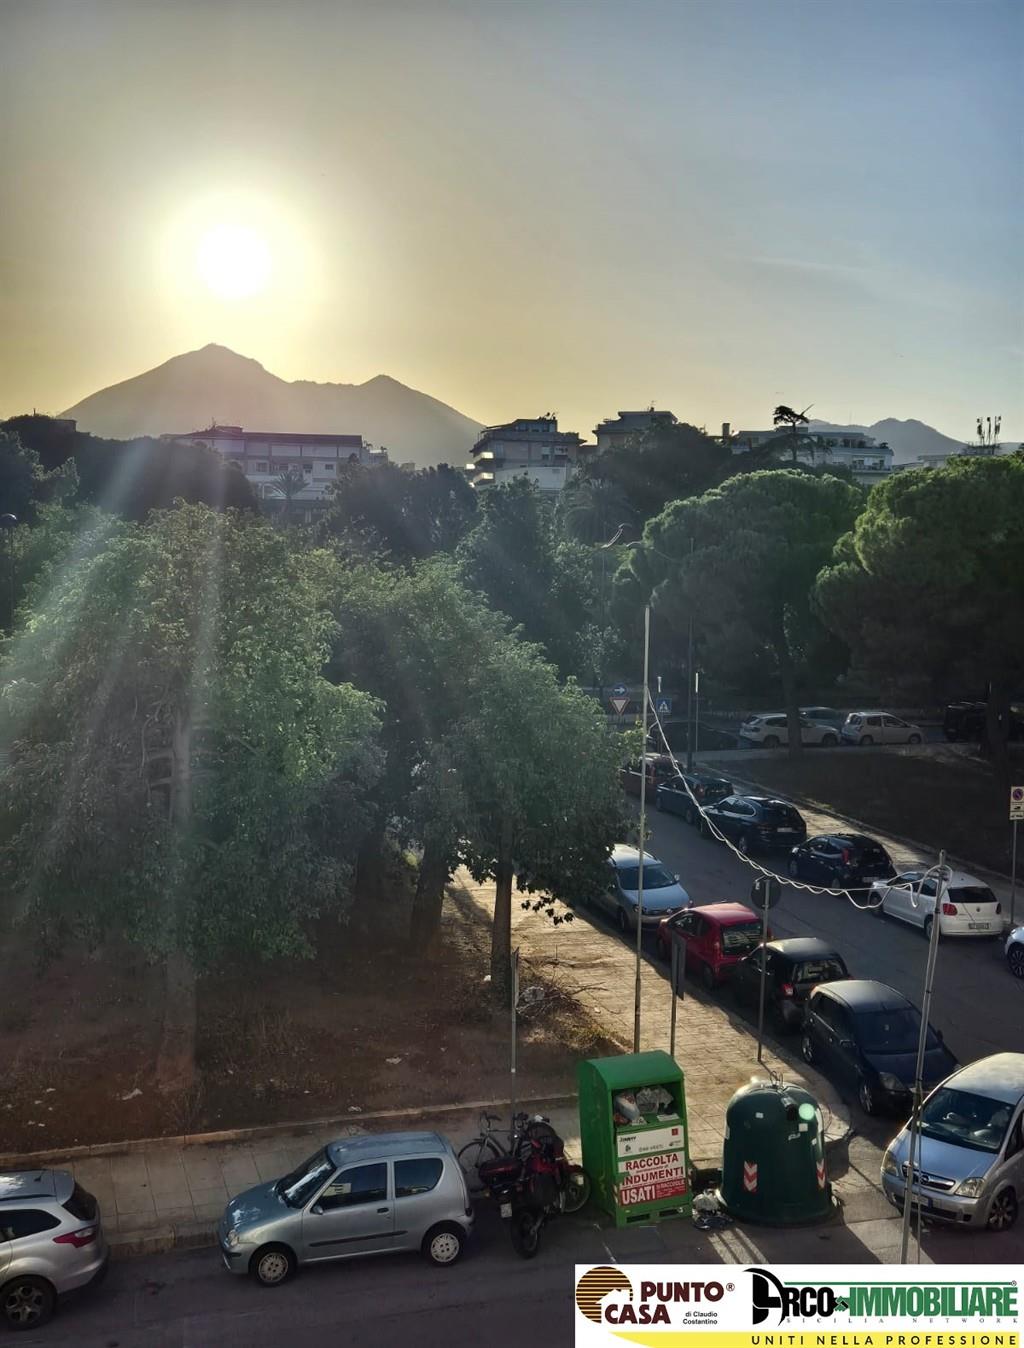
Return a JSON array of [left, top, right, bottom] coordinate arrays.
[[0, 1093, 579, 1170], [111, 1219, 217, 1261]]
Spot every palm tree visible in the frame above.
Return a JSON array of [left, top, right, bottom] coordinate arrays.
[[271, 467, 307, 524], [560, 477, 637, 545]]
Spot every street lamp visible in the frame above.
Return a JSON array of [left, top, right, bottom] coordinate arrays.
[[0, 514, 17, 632]]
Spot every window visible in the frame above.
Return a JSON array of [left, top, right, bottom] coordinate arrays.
[[319, 1162, 388, 1210], [254, 462, 269, 473], [63, 1183, 97, 1222], [920, 1089, 1015, 1155], [866, 715, 882, 726], [810, 994, 840, 1032], [395, 1158, 443, 1197], [278, 1148, 336, 1208], [0, 1209, 61, 1241], [720, 921, 762, 952], [301, 463, 313, 474], [323, 462, 335, 472], [795, 956, 847, 983]]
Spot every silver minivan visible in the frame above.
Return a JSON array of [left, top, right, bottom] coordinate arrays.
[[1, 1169, 108, 1330], [881, 1052, 1024, 1231], [219, 1131, 473, 1285]]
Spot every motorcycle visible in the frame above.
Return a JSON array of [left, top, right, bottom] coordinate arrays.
[[478, 1112, 591, 1258]]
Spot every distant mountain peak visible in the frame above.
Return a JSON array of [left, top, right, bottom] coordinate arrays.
[[59, 346, 483, 469], [809, 415, 964, 464]]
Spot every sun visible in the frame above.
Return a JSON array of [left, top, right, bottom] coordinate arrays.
[[196, 223, 272, 300]]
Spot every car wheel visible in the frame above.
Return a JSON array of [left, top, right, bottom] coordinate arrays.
[[822, 733, 838, 746], [923, 915, 937, 942], [1, 1276, 55, 1331], [859, 735, 874, 746], [763, 735, 780, 748], [858, 1077, 878, 1115], [871, 895, 886, 918], [800, 1033, 815, 1064], [422, 1222, 465, 1266], [987, 1187, 1019, 1233], [700, 962, 715, 991], [908, 733, 922, 745], [788, 857, 801, 879], [1008, 944, 1024, 979], [250, 1244, 297, 1287]]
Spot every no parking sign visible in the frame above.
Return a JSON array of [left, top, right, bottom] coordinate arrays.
[[1011, 785, 1024, 821]]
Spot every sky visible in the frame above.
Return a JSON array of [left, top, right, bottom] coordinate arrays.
[[1, 0, 1021, 441]]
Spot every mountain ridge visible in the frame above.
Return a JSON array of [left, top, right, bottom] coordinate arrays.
[[808, 416, 965, 463], [60, 344, 484, 469]]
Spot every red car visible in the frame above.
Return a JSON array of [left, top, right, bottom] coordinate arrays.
[[657, 902, 768, 990], [620, 754, 677, 798]]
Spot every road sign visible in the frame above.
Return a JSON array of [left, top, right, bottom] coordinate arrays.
[[612, 683, 627, 697], [655, 696, 673, 716], [610, 696, 630, 716], [750, 875, 782, 909], [1011, 786, 1024, 821]]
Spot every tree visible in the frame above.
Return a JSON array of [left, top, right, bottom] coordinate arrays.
[[815, 453, 1024, 776], [271, 467, 308, 524], [580, 421, 738, 523], [0, 504, 380, 1090], [620, 470, 862, 755], [558, 476, 637, 546], [319, 462, 477, 563], [772, 404, 812, 463], [457, 478, 598, 675]]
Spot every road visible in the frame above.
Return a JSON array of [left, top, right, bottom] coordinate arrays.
[[637, 795, 1023, 1136]]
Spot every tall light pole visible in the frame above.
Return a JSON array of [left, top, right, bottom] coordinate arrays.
[[0, 514, 17, 632], [634, 603, 651, 1053]]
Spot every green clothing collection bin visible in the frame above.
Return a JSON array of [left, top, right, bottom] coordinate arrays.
[[578, 1051, 692, 1228]]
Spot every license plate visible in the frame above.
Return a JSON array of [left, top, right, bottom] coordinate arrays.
[[500, 1202, 512, 1218], [777, 828, 796, 834], [969, 922, 989, 930]]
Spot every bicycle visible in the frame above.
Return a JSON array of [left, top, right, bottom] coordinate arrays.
[[456, 1111, 512, 1193]]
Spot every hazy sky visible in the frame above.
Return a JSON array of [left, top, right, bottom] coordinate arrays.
[[1, 0, 1020, 439]]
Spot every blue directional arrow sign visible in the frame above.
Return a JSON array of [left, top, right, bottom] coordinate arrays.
[[655, 696, 673, 715], [612, 683, 627, 697]]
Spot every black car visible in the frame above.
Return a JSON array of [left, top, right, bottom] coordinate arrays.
[[699, 794, 807, 855], [944, 700, 1024, 743], [655, 772, 734, 825], [787, 833, 895, 890], [800, 979, 958, 1116], [732, 937, 850, 1031]]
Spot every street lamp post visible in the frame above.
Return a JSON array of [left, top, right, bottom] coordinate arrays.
[[0, 514, 17, 632], [634, 604, 651, 1053]]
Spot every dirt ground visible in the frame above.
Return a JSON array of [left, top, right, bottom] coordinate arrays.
[[722, 743, 1022, 876], [0, 880, 613, 1155]]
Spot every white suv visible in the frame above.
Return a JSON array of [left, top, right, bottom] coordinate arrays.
[[841, 711, 924, 746], [0, 1170, 108, 1331], [740, 713, 839, 748]]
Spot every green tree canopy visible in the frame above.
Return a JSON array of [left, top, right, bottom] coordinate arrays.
[[319, 461, 477, 563], [815, 453, 1024, 771]]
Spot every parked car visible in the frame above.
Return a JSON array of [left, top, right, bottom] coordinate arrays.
[[788, 833, 895, 889], [800, 705, 844, 725], [732, 936, 850, 1031], [739, 713, 839, 748], [944, 700, 1024, 744], [881, 1052, 1024, 1232], [594, 845, 691, 933], [219, 1132, 473, 1286], [620, 754, 677, 798], [656, 902, 765, 989], [841, 711, 924, 746], [0, 1170, 107, 1331], [801, 979, 957, 1115], [700, 795, 807, 855], [655, 772, 733, 825], [870, 867, 1002, 939], [1007, 926, 1024, 978]]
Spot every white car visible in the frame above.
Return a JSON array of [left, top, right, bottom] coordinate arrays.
[[1006, 926, 1024, 978], [841, 711, 924, 746], [739, 713, 839, 748], [870, 867, 1002, 938]]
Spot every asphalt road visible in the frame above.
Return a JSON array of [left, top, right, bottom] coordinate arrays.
[[638, 800, 1023, 1107]]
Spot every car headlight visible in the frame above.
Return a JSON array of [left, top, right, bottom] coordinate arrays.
[[878, 1073, 904, 1092], [225, 1228, 242, 1248], [956, 1177, 987, 1198], [881, 1147, 900, 1177]]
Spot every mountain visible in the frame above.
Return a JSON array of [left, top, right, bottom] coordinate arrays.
[[809, 417, 965, 464], [60, 345, 484, 469]]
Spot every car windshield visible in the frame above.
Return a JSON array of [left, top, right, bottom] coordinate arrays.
[[760, 805, 801, 826], [617, 864, 675, 890], [277, 1148, 336, 1207], [720, 922, 761, 952], [853, 842, 888, 863], [919, 1088, 1012, 1154], [794, 957, 847, 983], [950, 885, 997, 906], [855, 1007, 938, 1054]]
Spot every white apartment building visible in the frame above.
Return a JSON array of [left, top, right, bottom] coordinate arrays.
[[725, 425, 894, 487], [170, 425, 387, 516], [467, 416, 589, 493], [593, 408, 678, 453]]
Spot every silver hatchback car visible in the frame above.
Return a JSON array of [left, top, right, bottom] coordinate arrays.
[[1, 1169, 108, 1331], [219, 1131, 473, 1286]]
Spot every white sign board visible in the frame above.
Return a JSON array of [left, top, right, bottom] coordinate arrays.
[[1011, 785, 1024, 821], [616, 1122, 685, 1159]]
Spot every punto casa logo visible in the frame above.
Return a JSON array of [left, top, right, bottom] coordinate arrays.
[[576, 1266, 728, 1326]]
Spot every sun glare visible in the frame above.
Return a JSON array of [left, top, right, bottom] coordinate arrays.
[[196, 223, 272, 300]]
